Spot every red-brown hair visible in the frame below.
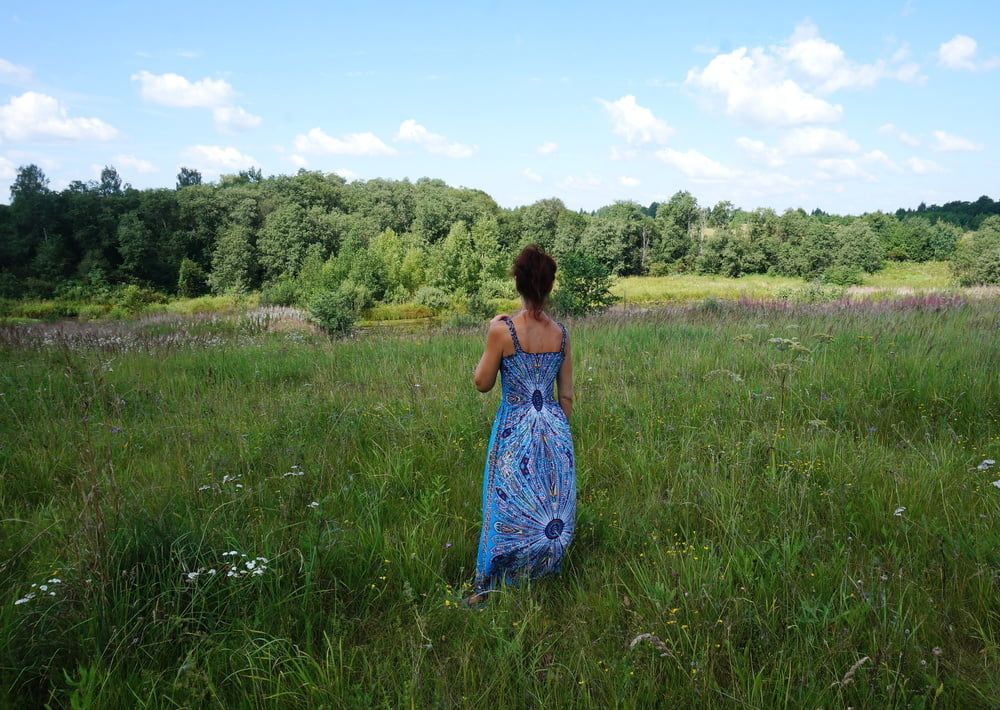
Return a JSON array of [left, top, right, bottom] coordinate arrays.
[[511, 244, 557, 319]]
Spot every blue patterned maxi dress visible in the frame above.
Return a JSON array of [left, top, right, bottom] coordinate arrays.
[[473, 316, 576, 594]]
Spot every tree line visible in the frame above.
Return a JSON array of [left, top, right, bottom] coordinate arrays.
[[1, 164, 998, 309]]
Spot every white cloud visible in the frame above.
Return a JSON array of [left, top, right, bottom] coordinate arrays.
[[180, 145, 258, 175], [132, 70, 261, 132], [736, 136, 785, 167], [686, 21, 923, 127], [536, 141, 558, 155], [655, 147, 740, 180], [132, 70, 234, 108], [597, 95, 673, 144], [559, 174, 602, 191], [938, 35, 977, 70], [779, 20, 923, 93], [931, 130, 983, 152], [333, 167, 357, 180], [780, 127, 859, 156], [879, 123, 920, 147], [113, 154, 157, 174], [213, 106, 262, 132], [686, 47, 842, 126], [522, 167, 543, 183], [862, 150, 901, 173], [294, 128, 397, 156], [905, 157, 944, 175], [618, 175, 640, 187], [395, 119, 477, 157], [0, 58, 31, 84], [0, 92, 118, 141], [815, 158, 874, 181], [289, 154, 308, 168]]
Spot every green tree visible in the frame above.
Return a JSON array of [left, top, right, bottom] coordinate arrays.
[[208, 223, 256, 294], [835, 221, 884, 274], [98, 166, 125, 196], [177, 257, 209, 297], [176, 167, 203, 188], [578, 217, 627, 275], [116, 211, 154, 281], [654, 191, 700, 264], [951, 217, 1000, 285], [551, 251, 616, 316]]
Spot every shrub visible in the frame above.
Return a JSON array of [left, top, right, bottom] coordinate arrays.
[[835, 221, 884, 274], [177, 258, 209, 298], [0, 271, 18, 298], [550, 252, 616, 317], [414, 286, 451, 313], [951, 217, 1000, 286], [776, 281, 846, 304], [647, 261, 676, 277], [308, 289, 356, 336], [821, 264, 864, 286], [467, 291, 497, 320], [336, 281, 375, 312], [260, 279, 301, 307], [114, 284, 166, 315]]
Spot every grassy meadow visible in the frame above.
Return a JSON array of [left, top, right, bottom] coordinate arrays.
[[0, 262, 968, 328], [1, 297, 999, 707]]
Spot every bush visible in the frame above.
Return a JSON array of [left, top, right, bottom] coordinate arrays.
[[414, 286, 451, 313], [308, 289, 356, 336], [260, 279, 301, 307], [336, 280, 375, 312], [550, 252, 617, 317], [821, 265, 864, 286], [177, 258, 209, 298], [835, 221, 884, 274], [951, 217, 1000, 286], [114, 284, 167, 315], [776, 281, 846, 303], [467, 291, 497, 320], [0, 271, 18, 298], [647, 261, 678, 277]]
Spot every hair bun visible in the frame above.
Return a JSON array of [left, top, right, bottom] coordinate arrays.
[[511, 244, 557, 316]]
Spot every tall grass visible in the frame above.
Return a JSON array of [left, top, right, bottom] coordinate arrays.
[[1, 299, 998, 707]]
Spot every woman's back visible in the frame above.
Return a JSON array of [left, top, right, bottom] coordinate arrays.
[[502, 312, 564, 355]]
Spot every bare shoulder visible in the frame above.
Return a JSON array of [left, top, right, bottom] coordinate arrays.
[[486, 319, 513, 349]]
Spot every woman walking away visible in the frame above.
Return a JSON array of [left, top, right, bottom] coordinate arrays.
[[465, 244, 576, 607]]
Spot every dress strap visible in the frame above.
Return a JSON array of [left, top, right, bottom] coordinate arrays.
[[504, 316, 522, 354], [558, 321, 567, 356]]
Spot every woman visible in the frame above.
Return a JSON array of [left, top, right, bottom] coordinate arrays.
[[465, 244, 576, 606]]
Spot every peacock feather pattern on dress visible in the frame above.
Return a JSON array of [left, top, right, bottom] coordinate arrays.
[[474, 317, 576, 593]]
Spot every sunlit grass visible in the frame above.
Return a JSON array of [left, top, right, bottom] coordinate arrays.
[[613, 262, 956, 305], [858, 260, 954, 289], [2, 299, 997, 707], [613, 273, 803, 304]]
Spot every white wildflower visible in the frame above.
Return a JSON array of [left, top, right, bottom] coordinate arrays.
[[893, 507, 906, 516]]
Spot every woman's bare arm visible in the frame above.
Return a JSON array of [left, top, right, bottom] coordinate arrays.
[[556, 333, 573, 419], [473, 314, 509, 392]]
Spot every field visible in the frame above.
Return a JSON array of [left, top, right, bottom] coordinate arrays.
[[2, 297, 999, 707], [0, 262, 968, 328], [612, 261, 956, 305]]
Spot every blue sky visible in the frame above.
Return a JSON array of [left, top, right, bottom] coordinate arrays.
[[0, 0, 997, 213]]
